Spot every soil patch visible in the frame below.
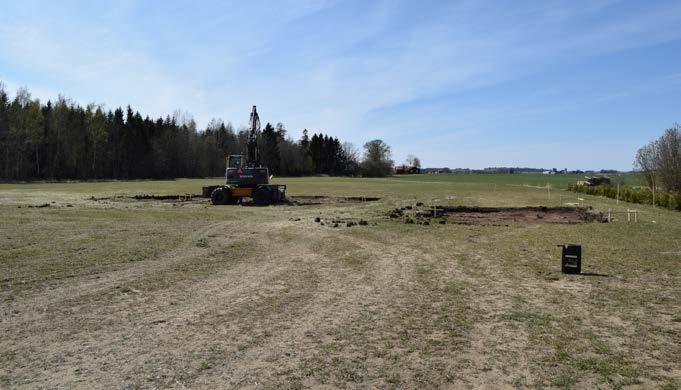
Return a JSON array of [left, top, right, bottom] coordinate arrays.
[[132, 194, 202, 201], [287, 195, 380, 205], [92, 194, 380, 205], [390, 206, 607, 225], [88, 194, 204, 203]]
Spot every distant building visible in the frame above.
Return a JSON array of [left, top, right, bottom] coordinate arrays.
[[583, 176, 611, 186], [395, 165, 421, 174], [422, 167, 452, 174]]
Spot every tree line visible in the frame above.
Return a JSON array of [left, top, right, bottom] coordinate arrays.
[[0, 83, 395, 180]]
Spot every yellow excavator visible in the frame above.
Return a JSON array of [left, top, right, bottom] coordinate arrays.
[[202, 106, 286, 205]]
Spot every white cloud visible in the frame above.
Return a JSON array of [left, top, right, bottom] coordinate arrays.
[[1, 0, 679, 169]]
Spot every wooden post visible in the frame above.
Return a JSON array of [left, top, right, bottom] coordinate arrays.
[[608, 208, 611, 223], [617, 184, 620, 204], [652, 178, 656, 208], [432, 198, 440, 218]]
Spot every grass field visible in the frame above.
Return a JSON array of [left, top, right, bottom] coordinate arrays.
[[1, 174, 679, 389]]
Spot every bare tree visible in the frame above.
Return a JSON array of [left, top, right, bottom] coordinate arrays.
[[341, 142, 360, 175], [172, 109, 194, 127], [635, 141, 657, 189], [406, 154, 421, 168], [656, 125, 681, 191], [635, 124, 681, 191], [342, 142, 359, 164]]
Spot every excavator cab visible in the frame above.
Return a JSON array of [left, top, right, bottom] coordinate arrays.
[[227, 155, 243, 169], [226, 154, 269, 187]]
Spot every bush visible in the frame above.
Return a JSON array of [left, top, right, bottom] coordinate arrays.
[[568, 184, 681, 211]]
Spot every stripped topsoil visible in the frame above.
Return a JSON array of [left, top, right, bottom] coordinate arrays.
[[287, 195, 380, 205], [390, 206, 608, 225], [90, 194, 380, 205]]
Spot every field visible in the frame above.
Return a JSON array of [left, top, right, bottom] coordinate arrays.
[[1, 174, 679, 389]]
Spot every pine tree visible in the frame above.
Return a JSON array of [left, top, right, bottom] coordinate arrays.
[[299, 129, 312, 174], [310, 133, 321, 174], [0, 84, 370, 180], [86, 104, 107, 178], [261, 122, 280, 173], [0, 84, 11, 178]]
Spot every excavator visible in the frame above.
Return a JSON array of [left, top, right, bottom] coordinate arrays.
[[202, 106, 286, 205]]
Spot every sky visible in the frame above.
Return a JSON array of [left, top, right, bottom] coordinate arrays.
[[1, 0, 680, 170]]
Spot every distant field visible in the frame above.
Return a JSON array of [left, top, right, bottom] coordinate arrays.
[[390, 172, 642, 187], [1, 175, 679, 389], [0, 172, 642, 197]]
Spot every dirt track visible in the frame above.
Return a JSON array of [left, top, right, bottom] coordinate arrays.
[[2, 220, 480, 388]]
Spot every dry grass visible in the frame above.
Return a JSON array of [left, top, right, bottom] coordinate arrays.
[[0, 176, 679, 389]]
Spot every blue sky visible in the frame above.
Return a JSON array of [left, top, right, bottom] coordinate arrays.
[[1, 0, 680, 170]]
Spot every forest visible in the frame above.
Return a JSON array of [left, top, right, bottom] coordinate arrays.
[[0, 83, 393, 181]]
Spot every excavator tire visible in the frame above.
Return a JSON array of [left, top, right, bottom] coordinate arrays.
[[252, 187, 271, 206], [211, 187, 232, 205]]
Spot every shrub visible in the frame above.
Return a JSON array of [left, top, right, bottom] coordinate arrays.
[[568, 184, 681, 211]]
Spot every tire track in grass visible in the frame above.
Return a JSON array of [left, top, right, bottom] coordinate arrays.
[[2, 220, 227, 315], [451, 225, 648, 388], [241, 228, 479, 388], [0, 221, 262, 388], [8, 220, 337, 389], [398, 228, 539, 388]]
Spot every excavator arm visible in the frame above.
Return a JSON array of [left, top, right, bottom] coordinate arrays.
[[247, 105, 261, 167]]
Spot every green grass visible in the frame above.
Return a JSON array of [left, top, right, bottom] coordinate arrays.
[[0, 173, 679, 389], [388, 172, 641, 186], [0, 172, 641, 197]]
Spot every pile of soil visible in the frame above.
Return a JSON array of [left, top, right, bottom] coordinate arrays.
[[389, 206, 607, 225], [312, 216, 369, 227]]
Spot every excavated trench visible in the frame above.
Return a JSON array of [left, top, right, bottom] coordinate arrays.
[[91, 194, 381, 205], [286, 195, 381, 205], [389, 205, 608, 225]]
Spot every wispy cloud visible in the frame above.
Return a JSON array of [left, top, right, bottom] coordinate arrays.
[[1, 0, 679, 169]]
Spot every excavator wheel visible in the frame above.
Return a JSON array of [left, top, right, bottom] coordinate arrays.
[[211, 187, 232, 205], [252, 187, 271, 206]]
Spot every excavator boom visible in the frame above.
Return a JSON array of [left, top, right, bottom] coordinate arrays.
[[247, 105, 261, 167]]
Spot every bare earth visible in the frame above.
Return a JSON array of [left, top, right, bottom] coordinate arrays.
[[1, 178, 679, 389]]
